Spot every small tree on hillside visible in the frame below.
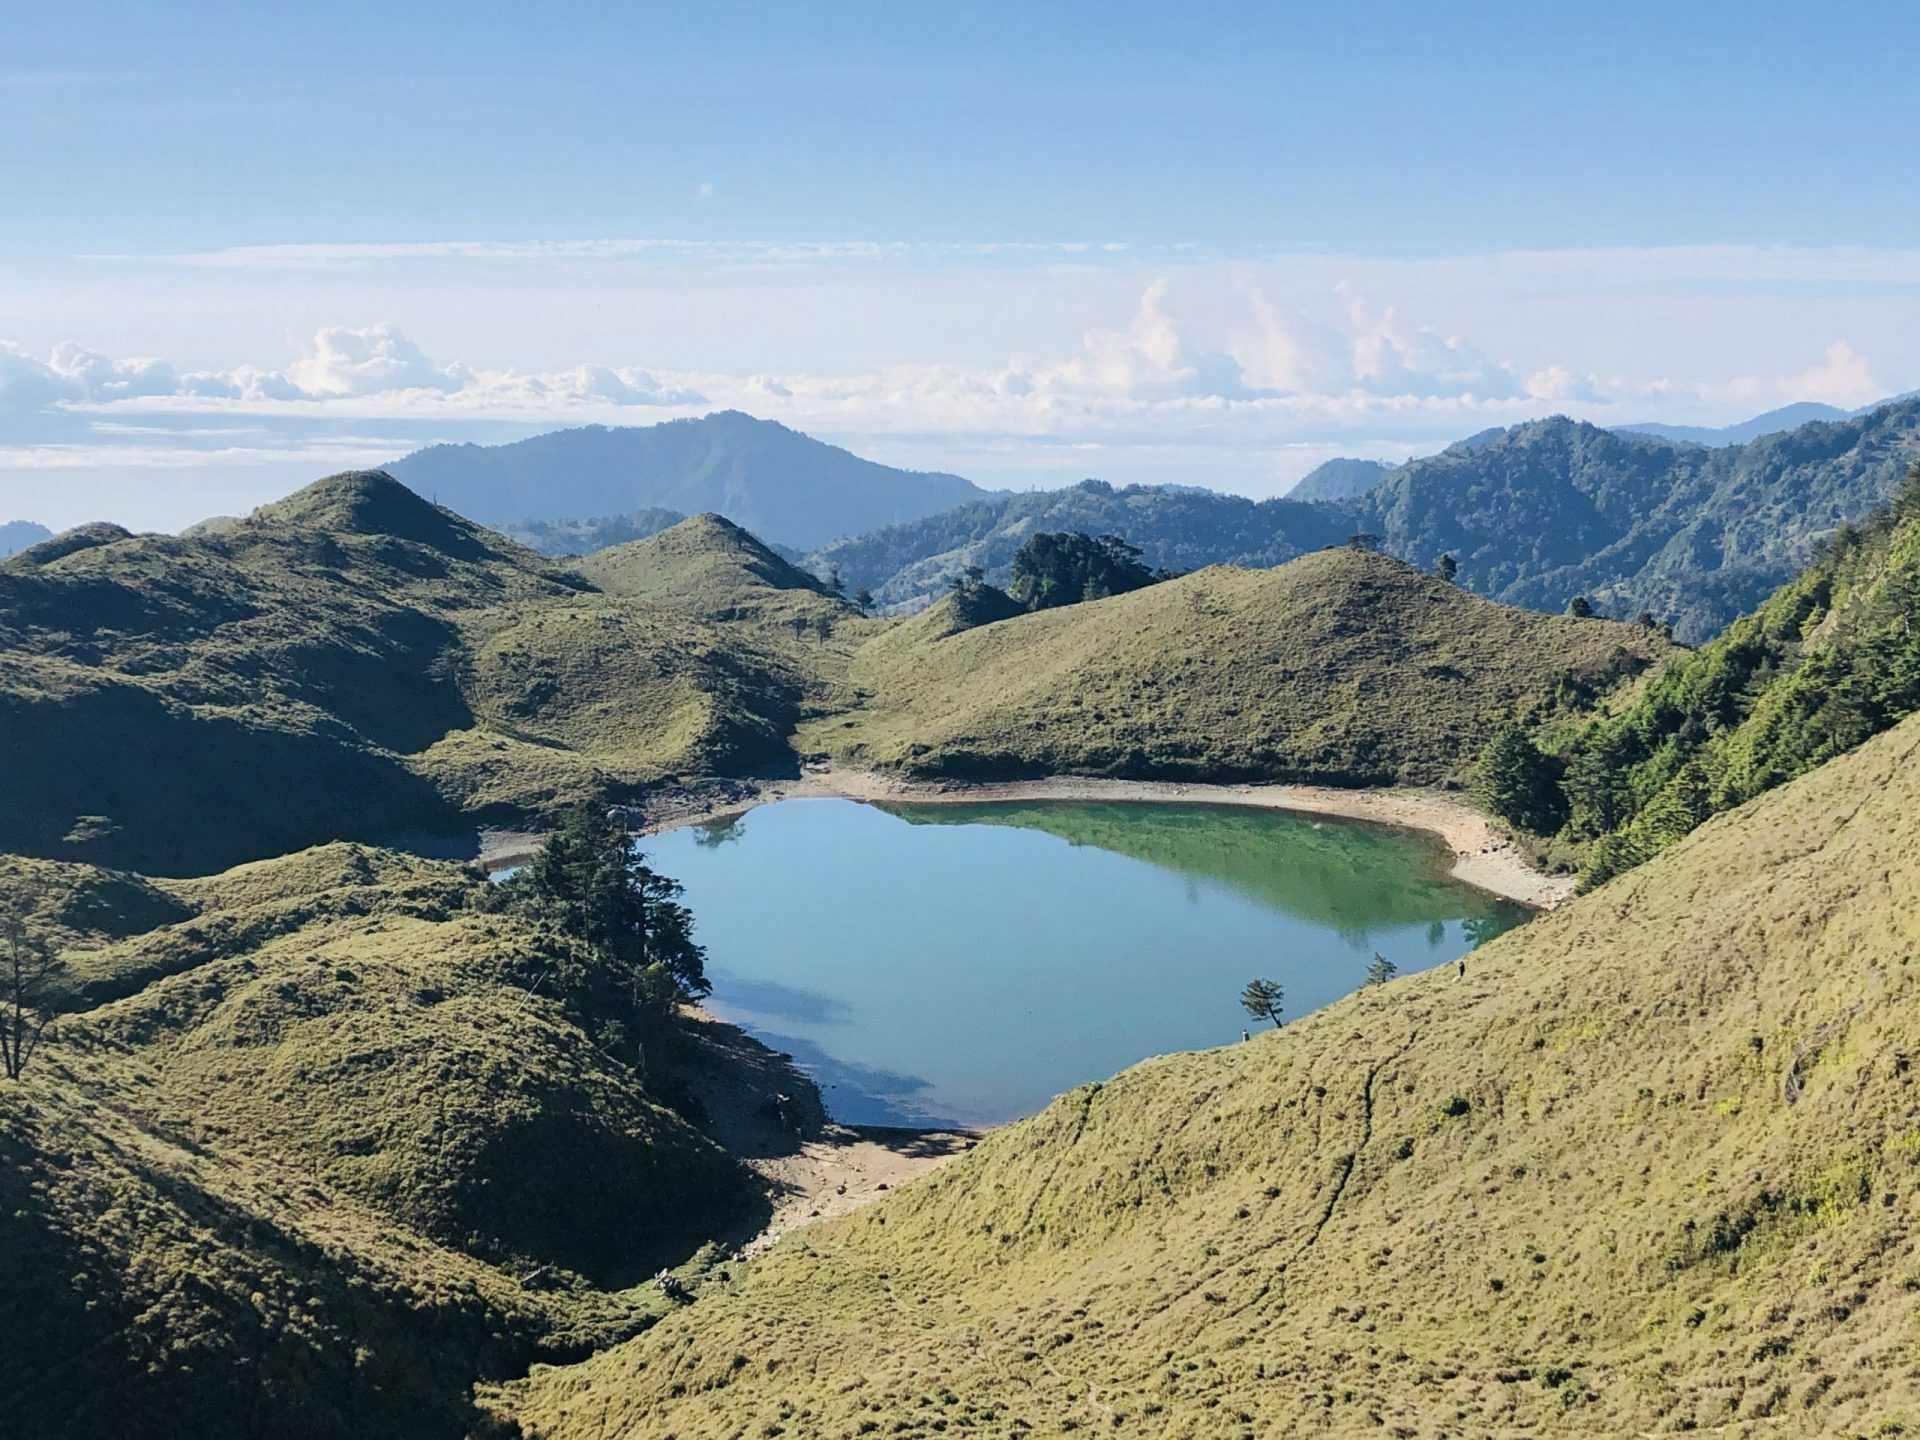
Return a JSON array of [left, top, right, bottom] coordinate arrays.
[[853, 587, 876, 614], [1365, 953, 1398, 987], [1566, 595, 1595, 619], [825, 567, 845, 597], [1240, 977, 1285, 1029], [1, 910, 63, 1081], [1435, 553, 1458, 583]]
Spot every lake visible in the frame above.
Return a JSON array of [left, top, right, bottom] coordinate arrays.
[[647, 798, 1527, 1129]]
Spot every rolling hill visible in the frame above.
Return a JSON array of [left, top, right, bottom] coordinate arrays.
[[0, 475, 840, 874], [0, 841, 815, 1438], [385, 411, 987, 550], [801, 548, 1675, 785], [495, 704, 1920, 1438]]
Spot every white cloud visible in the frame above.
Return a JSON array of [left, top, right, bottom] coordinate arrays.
[[285, 323, 461, 397]]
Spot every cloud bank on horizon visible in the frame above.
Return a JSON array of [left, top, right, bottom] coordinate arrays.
[[0, 240, 1912, 531]]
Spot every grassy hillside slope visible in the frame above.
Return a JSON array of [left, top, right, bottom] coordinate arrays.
[[500, 709, 1920, 1439], [0, 477, 831, 873], [806, 549, 1673, 785], [0, 842, 804, 1438]]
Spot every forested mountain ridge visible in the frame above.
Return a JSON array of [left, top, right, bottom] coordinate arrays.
[[386, 411, 986, 550], [1286, 455, 1395, 502], [1354, 397, 1920, 640], [804, 478, 1351, 610], [803, 399, 1920, 638], [1481, 463, 1920, 886]]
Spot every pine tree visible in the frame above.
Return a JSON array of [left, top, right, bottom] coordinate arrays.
[[1240, 977, 1285, 1028], [1364, 953, 1398, 987]]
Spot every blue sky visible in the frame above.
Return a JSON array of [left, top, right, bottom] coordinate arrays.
[[4, 1, 1920, 528]]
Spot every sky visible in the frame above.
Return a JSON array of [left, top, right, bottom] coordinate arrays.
[[5, 0, 1920, 531]]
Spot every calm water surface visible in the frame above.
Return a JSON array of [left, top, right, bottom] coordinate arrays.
[[647, 799, 1525, 1129]]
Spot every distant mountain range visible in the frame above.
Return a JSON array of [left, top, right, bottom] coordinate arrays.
[[1618, 400, 1854, 447], [0, 520, 53, 557], [367, 395, 1920, 641], [386, 410, 987, 551], [1618, 394, 1919, 447], [806, 479, 1351, 611], [804, 398, 1920, 639], [1285, 457, 1396, 502]]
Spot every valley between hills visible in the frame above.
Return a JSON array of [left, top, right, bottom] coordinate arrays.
[[3, 459, 1918, 1439]]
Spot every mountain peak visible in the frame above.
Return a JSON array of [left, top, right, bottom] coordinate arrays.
[[253, 470, 487, 553], [384, 413, 985, 551]]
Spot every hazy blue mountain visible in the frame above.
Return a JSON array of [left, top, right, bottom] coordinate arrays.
[[500, 508, 687, 557], [1618, 400, 1851, 446], [1286, 457, 1394, 502], [0, 521, 53, 557], [805, 479, 1350, 609], [387, 411, 988, 550]]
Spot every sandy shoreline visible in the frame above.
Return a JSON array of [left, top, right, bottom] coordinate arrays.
[[482, 769, 1573, 910]]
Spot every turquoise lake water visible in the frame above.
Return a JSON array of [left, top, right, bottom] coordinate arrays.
[[645, 798, 1527, 1129]]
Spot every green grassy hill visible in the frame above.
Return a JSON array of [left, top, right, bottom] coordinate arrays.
[[497, 707, 1920, 1439], [805, 548, 1674, 785], [577, 511, 852, 631], [0, 477, 831, 873], [0, 842, 808, 1438]]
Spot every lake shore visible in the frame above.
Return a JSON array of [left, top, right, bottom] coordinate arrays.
[[478, 768, 1575, 910]]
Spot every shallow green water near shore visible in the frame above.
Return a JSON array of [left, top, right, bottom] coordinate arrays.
[[647, 798, 1526, 1128]]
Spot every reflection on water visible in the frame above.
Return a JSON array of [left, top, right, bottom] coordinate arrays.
[[647, 798, 1530, 1128]]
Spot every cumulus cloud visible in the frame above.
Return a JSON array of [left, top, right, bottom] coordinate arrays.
[[1012, 282, 1266, 401], [284, 323, 461, 397]]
